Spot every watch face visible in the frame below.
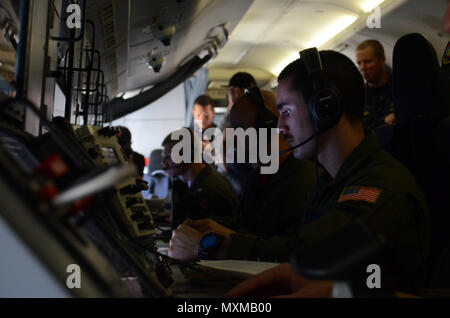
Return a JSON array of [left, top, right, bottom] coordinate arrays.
[[201, 234, 217, 249]]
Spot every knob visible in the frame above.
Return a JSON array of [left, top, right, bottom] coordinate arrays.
[[98, 127, 119, 137]]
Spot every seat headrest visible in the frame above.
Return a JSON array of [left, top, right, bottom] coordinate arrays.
[[393, 33, 447, 124], [148, 148, 163, 173], [151, 169, 168, 177]]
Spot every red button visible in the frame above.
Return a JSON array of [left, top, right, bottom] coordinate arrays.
[[39, 183, 59, 201], [36, 154, 69, 179]]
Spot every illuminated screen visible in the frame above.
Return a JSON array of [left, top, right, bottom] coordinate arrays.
[[101, 147, 120, 165], [0, 131, 40, 173]]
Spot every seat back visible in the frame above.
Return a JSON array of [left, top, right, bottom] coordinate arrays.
[[391, 33, 450, 288], [148, 149, 164, 173], [143, 149, 169, 199]]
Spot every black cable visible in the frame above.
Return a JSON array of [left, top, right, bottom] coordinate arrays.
[[314, 132, 320, 185], [1, 98, 84, 169], [154, 224, 168, 232], [51, 0, 61, 19], [301, 133, 321, 225], [129, 238, 236, 287], [150, 249, 237, 288]]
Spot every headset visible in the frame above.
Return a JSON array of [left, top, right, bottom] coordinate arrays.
[[302, 47, 343, 134], [279, 47, 343, 154]]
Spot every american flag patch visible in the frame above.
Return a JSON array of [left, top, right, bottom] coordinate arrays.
[[338, 186, 381, 204]]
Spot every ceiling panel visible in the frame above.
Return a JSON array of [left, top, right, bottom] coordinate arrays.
[[208, 0, 409, 86]]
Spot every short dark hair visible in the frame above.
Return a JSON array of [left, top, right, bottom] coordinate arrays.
[[162, 128, 192, 148], [194, 95, 214, 108], [278, 50, 365, 123], [356, 39, 385, 60], [117, 126, 131, 146], [228, 72, 257, 88], [132, 151, 145, 177], [161, 127, 201, 162]]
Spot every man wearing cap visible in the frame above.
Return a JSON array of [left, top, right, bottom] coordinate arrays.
[[219, 72, 258, 131]]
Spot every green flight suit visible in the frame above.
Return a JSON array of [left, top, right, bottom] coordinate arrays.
[[173, 164, 239, 225], [213, 155, 316, 252], [232, 155, 317, 239], [227, 133, 430, 290]]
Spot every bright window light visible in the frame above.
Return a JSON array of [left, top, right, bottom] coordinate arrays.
[[214, 107, 228, 114], [271, 51, 300, 77], [305, 15, 358, 48], [361, 0, 385, 12], [122, 89, 141, 100]]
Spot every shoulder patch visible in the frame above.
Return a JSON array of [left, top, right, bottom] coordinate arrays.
[[338, 186, 382, 204]]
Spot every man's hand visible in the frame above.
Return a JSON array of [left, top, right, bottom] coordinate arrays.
[[182, 218, 236, 260], [224, 263, 333, 298], [168, 224, 202, 262], [384, 113, 395, 125], [185, 218, 236, 238]]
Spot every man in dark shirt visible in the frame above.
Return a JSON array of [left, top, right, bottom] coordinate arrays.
[[225, 49, 430, 295], [168, 89, 317, 262], [356, 39, 395, 130], [161, 128, 238, 227], [219, 72, 257, 131], [192, 95, 218, 146]]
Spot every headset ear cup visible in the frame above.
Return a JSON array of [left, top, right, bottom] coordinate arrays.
[[310, 88, 342, 134]]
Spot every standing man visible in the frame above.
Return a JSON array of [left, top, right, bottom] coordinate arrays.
[[192, 95, 218, 148], [356, 39, 395, 130]]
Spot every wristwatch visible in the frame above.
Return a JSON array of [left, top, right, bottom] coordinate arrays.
[[198, 233, 225, 260]]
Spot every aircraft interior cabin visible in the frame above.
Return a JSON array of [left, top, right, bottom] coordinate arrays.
[[0, 0, 449, 302]]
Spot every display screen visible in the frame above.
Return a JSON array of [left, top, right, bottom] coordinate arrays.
[[0, 131, 40, 173], [101, 146, 120, 165]]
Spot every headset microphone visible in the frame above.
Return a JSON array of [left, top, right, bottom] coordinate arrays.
[[278, 133, 317, 155]]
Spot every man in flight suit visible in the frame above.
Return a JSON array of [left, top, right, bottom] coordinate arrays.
[[198, 50, 429, 293], [228, 2, 450, 298], [160, 128, 239, 227]]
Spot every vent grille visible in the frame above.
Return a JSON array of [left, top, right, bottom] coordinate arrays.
[[101, 2, 118, 95]]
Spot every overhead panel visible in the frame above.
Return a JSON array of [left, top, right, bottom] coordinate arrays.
[[87, 0, 253, 101], [125, 0, 253, 93], [208, 0, 409, 84]]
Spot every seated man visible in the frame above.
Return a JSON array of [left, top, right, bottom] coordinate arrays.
[[231, 3, 449, 298], [169, 88, 317, 262], [160, 128, 239, 227], [170, 49, 430, 291]]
